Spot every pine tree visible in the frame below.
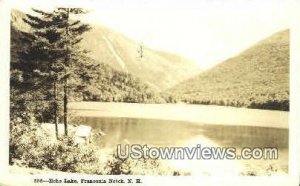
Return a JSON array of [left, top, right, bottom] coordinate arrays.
[[17, 8, 98, 137], [51, 8, 96, 136], [18, 9, 64, 138]]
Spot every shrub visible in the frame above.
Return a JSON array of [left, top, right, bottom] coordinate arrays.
[[10, 119, 103, 173], [105, 153, 190, 176], [9, 105, 36, 162]]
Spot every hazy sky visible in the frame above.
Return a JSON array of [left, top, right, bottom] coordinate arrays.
[[12, 0, 291, 69]]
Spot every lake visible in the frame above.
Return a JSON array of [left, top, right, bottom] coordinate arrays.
[[70, 102, 288, 175], [78, 116, 288, 175]]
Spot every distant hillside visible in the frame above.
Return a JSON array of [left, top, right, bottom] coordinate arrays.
[[168, 30, 289, 111], [80, 25, 200, 91]]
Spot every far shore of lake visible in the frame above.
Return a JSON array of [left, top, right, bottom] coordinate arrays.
[[69, 102, 288, 129]]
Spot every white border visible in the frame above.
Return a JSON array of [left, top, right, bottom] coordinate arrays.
[[0, 0, 10, 178], [0, 0, 299, 185]]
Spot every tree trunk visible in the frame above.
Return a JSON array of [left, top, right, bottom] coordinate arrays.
[[54, 81, 59, 139], [63, 79, 68, 136], [63, 8, 70, 136]]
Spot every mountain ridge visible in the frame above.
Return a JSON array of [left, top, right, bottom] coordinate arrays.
[[168, 29, 289, 111], [80, 24, 200, 91]]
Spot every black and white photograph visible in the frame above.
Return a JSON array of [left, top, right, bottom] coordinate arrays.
[[0, 0, 300, 185]]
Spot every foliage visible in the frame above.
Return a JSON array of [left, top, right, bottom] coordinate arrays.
[[11, 126, 102, 173], [9, 107, 35, 162], [168, 30, 290, 111], [12, 8, 99, 133], [81, 62, 165, 103], [105, 153, 188, 176]]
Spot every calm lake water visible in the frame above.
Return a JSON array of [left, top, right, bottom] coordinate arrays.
[[79, 116, 288, 175]]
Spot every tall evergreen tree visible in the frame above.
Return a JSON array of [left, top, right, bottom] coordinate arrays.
[[52, 8, 92, 136], [17, 9, 65, 138], [17, 8, 98, 137]]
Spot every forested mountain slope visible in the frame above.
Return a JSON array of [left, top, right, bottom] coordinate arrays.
[[168, 30, 289, 110]]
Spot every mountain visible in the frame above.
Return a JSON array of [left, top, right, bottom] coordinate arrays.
[[168, 30, 289, 111], [80, 25, 200, 91], [11, 9, 200, 91]]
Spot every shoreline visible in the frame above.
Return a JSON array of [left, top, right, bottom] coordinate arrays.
[[69, 102, 288, 129]]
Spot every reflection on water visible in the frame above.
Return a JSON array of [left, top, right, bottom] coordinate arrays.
[[80, 117, 288, 148], [80, 117, 288, 175]]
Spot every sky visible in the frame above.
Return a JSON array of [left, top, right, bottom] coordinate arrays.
[[11, 0, 291, 69]]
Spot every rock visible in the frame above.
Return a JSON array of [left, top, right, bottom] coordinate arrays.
[[74, 125, 92, 144]]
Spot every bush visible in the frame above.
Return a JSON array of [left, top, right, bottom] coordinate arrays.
[[11, 122, 188, 175], [9, 104, 36, 162], [10, 118, 103, 173], [105, 153, 189, 176]]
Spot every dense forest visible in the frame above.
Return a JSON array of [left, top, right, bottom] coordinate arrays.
[[168, 30, 290, 111], [78, 61, 165, 103]]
